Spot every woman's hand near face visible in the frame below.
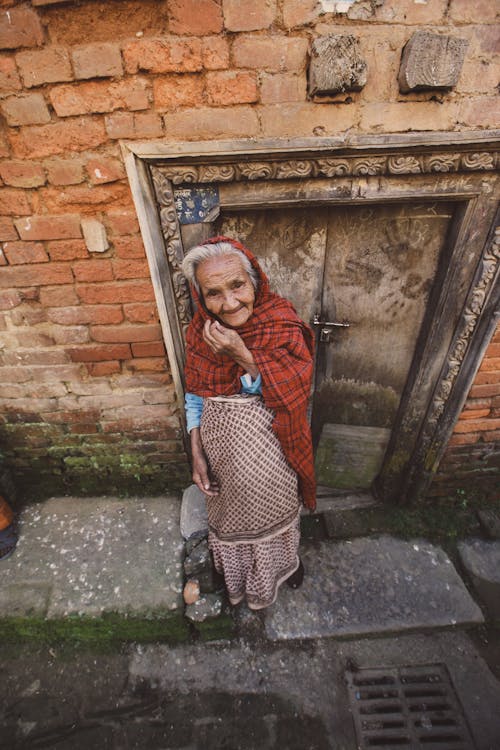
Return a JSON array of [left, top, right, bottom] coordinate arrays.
[[190, 427, 219, 497], [203, 320, 259, 378]]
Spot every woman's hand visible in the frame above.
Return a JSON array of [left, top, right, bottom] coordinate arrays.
[[203, 320, 259, 378], [203, 319, 245, 358], [190, 427, 219, 497]]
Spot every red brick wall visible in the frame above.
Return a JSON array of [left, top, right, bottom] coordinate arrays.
[[430, 324, 500, 501], [0, 0, 498, 499]]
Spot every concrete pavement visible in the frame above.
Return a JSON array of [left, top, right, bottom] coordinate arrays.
[[1, 494, 500, 748]]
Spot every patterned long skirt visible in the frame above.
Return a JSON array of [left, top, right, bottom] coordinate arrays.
[[200, 395, 301, 610]]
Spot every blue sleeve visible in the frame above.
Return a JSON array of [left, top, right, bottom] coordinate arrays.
[[185, 392, 204, 433], [240, 373, 262, 395]]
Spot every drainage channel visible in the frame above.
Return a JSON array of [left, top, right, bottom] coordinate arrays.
[[346, 664, 475, 749]]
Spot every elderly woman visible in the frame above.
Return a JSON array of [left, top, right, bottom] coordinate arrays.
[[182, 236, 316, 610]]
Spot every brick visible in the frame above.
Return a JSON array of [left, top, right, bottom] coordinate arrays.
[[0, 262, 73, 288], [282, 0, 320, 28], [454, 418, 500, 434], [39, 285, 79, 307], [360, 101, 458, 132], [169, 0, 223, 34], [123, 302, 158, 324], [0, 132, 8, 158], [47, 239, 88, 261], [223, 0, 276, 31], [72, 260, 114, 282], [449, 0, 498, 22], [0, 54, 21, 94], [259, 72, 306, 103], [124, 357, 166, 373], [0, 289, 21, 309], [106, 210, 139, 236], [458, 96, 500, 128], [233, 35, 308, 71], [44, 158, 84, 186], [0, 187, 31, 215], [259, 102, 355, 137], [15, 214, 81, 241], [49, 78, 149, 117], [471, 25, 500, 56], [377, 0, 449, 24], [454, 58, 498, 96], [76, 281, 155, 304], [42, 185, 129, 214], [3, 241, 48, 264], [1, 92, 50, 125], [9, 306, 46, 325], [67, 343, 132, 362], [132, 341, 166, 357], [112, 258, 150, 280], [206, 71, 258, 105], [153, 75, 204, 110], [3, 349, 68, 366], [70, 423, 99, 434], [72, 43, 123, 80], [0, 5, 44, 50], [0, 249, 7, 266], [112, 235, 145, 258], [47, 305, 123, 326], [0, 217, 18, 241], [9, 117, 107, 159], [90, 323, 162, 343], [85, 157, 125, 185], [100, 403, 172, 422], [472, 370, 500, 386], [163, 105, 259, 139], [122, 37, 203, 75], [458, 408, 491, 421], [105, 111, 163, 140], [447, 432, 480, 447], [486, 343, 500, 357], [15, 46, 72, 87], [202, 36, 229, 70], [50, 325, 89, 345], [87, 361, 121, 377], [0, 365, 31, 383], [0, 160, 45, 188], [480, 357, 500, 372]]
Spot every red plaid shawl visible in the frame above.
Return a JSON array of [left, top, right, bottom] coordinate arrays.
[[184, 236, 316, 510]]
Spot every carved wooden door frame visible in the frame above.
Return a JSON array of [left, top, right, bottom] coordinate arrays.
[[122, 132, 500, 503]]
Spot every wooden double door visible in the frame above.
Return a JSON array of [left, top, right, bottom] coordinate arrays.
[[216, 201, 454, 493]]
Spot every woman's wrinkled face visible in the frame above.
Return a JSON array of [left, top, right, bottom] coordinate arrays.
[[196, 255, 256, 328]]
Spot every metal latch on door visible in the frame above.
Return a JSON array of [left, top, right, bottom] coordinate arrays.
[[313, 313, 350, 343]]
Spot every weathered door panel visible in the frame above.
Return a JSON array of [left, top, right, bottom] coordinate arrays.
[[315, 202, 454, 490], [216, 201, 456, 491]]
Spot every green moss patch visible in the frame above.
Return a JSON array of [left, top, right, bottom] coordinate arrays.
[[0, 612, 190, 646]]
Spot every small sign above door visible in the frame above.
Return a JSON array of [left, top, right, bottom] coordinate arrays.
[[173, 185, 220, 225]]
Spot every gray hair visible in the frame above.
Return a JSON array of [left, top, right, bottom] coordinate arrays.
[[181, 241, 258, 294]]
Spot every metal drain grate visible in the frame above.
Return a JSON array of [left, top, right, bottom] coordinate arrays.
[[346, 664, 476, 749]]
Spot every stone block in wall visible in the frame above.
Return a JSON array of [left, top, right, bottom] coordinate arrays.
[[308, 35, 367, 97], [81, 218, 109, 253], [398, 31, 468, 94]]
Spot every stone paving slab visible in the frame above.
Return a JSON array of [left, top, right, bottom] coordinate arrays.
[[0, 497, 184, 619], [265, 535, 483, 640], [458, 538, 500, 620]]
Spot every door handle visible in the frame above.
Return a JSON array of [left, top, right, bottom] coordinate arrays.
[[313, 314, 350, 328], [313, 314, 350, 343]]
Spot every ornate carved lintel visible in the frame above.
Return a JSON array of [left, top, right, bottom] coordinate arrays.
[[155, 148, 498, 186]]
